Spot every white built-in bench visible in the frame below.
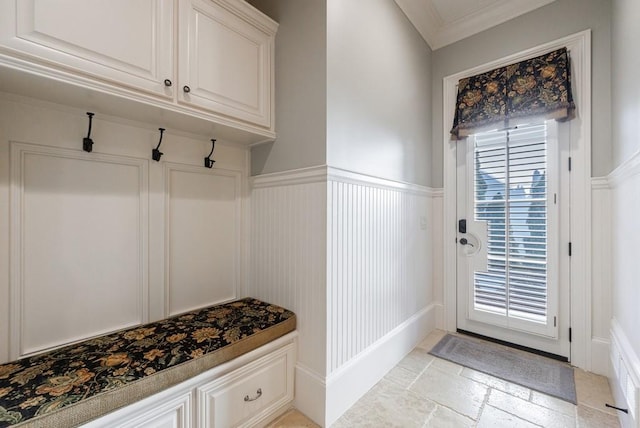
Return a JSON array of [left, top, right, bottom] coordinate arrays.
[[0, 298, 297, 428]]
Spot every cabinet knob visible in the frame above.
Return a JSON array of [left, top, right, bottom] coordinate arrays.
[[183, 85, 191, 93], [243, 388, 262, 402], [164, 79, 172, 87]]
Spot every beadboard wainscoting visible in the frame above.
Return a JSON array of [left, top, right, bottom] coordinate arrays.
[[611, 320, 640, 428], [608, 149, 640, 428], [0, 94, 249, 363], [249, 167, 329, 424], [249, 166, 441, 425]]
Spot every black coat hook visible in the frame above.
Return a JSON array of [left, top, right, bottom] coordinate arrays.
[[152, 128, 165, 161], [204, 139, 216, 168], [83, 112, 95, 152]]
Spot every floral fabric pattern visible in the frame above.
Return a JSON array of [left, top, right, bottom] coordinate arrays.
[[0, 298, 295, 427], [451, 47, 574, 138]]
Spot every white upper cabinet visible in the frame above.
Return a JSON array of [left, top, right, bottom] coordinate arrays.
[[179, 0, 275, 128], [0, 0, 277, 143], [0, 0, 174, 97]]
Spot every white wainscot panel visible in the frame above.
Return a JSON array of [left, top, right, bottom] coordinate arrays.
[[248, 177, 327, 376], [327, 180, 430, 373], [165, 164, 242, 316], [10, 143, 148, 358]]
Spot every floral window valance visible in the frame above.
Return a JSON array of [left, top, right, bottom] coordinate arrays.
[[450, 47, 575, 139]]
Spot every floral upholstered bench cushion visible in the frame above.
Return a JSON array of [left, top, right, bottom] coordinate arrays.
[[0, 298, 296, 428]]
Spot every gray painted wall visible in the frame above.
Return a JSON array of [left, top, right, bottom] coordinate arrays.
[[250, 0, 433, 185], [611, 0, 640, 369], [248, 0, 327, 176], [431, 0, 612, 187], [327, 0, 432, 186], [611, 0, 640, 168]]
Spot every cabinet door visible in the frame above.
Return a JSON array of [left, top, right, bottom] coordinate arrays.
[[83, 392, 192, 428], [0, 0, 174, 97], [197, 344, 294, 428], [179, 0, 275, 128]]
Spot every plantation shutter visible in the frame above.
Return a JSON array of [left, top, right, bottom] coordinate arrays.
[[473, 122, 548, 323]]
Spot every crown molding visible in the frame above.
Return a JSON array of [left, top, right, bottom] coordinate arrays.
[[394, 0, 556, 50]]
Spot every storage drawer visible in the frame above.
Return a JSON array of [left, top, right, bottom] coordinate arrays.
[[197, 343, 294, 428], [116, 393, 192, 428]]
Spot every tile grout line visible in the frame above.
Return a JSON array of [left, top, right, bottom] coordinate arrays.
[[483, 389, 556, 428], [406, 353, 435, 390], [473, 384, 493, 426], [420, 404, 438, 428]]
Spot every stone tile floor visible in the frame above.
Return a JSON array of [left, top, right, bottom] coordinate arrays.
[[267, 330, 620, 427]]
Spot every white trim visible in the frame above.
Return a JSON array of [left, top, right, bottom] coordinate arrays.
[[590, 176, 611, 376], [610, 319, 640, 427], [442, 30, 592, 367], [294, 364, 327, 426], [591, 176, 610, 190], [251, 165, 328, 188], [326, 166, 431, 195], [394, 0, 555, 50], [252, 165, 433, 195], [324, 304, 437, 427], [608, 148, 640, 189], [591, 337, 611, 378], [0, 55, 276, 145], [0, 91, 247, 150]]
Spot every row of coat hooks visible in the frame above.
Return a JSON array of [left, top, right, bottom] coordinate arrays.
[[83, 112, 216, 168]]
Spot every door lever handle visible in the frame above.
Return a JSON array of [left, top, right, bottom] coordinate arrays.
[[459, 238, 474, 247]]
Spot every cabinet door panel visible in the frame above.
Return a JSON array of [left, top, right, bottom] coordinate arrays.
[[0, 0, 173, 96], [93, 393, 192, 428], [197, 344, 294, 428], [179, 0, 273, 128]]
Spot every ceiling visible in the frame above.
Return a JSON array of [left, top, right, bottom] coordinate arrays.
[[394, 0, 556, 50]]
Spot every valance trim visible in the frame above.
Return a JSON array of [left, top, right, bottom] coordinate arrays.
[[451, 47, 574, 139]]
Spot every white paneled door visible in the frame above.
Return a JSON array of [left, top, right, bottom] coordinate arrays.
[[456, 121, 571, 359]]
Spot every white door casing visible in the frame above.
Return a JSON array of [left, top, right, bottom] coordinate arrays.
[[443, 30, 592, 368]]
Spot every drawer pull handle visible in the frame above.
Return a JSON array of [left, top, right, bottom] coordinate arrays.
[[244, 388, 262, 402]]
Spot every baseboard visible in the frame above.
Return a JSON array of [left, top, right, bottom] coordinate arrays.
[[434, 302, 444, 330], [591, 336, 610, 376], [610, 319, 640, 427], [324, 303, 437, 426], [294, 364, 326, 426]]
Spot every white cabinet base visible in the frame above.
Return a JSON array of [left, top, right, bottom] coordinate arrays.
[[197, 344, 293, 427], [82, 333, 296, 428]]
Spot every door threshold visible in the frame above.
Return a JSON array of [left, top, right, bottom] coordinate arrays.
[[456, 329, 569, 363]]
